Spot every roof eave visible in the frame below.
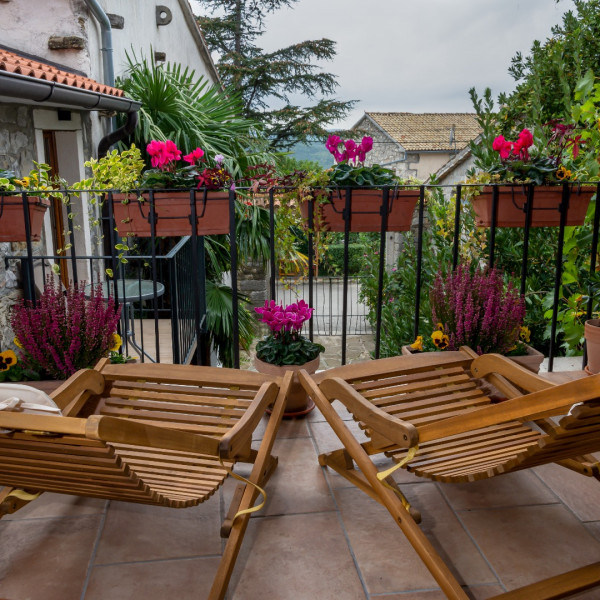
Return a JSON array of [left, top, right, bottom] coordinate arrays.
[[0, 70, 141, 112]]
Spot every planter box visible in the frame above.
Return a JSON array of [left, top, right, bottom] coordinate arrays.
[[111, 191, 231, 237], [301, 188, 419, 232], [401, 343, 544, 374], [0, 195, 50, 242], [472, 185, 595, 228], [585, 319, 600, 375]]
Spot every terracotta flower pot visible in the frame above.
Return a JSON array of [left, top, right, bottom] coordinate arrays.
[[254, 355, 320, 417], [401, 343, 544, 373], [111, 191, 231, 237], [0, 195, 50, 242], [300, 188, 419, 232], [471, 185, 595, 228], [585, 319, 600, 375]]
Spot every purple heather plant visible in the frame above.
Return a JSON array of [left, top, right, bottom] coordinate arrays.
[[430, 265, 525, 355], [11, 278, 121, 379]]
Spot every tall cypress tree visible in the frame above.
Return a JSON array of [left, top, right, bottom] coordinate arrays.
[[196, 0, 355, 150]]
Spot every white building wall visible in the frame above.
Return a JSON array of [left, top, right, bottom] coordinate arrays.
[[101, 0, 217, 83]]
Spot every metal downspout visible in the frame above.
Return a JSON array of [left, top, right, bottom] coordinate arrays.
[[82, 0, 114, 87]]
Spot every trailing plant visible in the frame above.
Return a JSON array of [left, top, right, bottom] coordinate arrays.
[[11, 278, 121, 380], [255, 300, 324, 366]]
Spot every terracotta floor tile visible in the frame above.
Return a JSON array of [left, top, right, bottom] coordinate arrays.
[[459, 504, 600, 591], [533, 464, 600, 521], [309, 419, 368, 456], [440, 470, 558, 510], [372, 585, 505, 599], [84, 556, 221, 600], [257, 437, 336, 516], [0, 514, 101, 600], [252, 412, 310, 441], [228, 513, 366, 599], [335, 484, 496, 595], [94, 499, 222, 564], [1, 491, 106, 520]]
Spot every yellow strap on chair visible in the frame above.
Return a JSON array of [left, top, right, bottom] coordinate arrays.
[[376, 445, 419, 511], [219, 457, 267, 522], [6, 489, 42, 502]]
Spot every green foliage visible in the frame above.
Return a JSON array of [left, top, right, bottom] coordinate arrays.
[[324, 243, 366, 275], [205, 279, 254, 367], [497, 1, 600, 131], [196, 0, 355, 150], [256, 331, 324, 366], [73, 146, 145, 192], [116, 52, 275, 175], [327, 162, 399, 187]]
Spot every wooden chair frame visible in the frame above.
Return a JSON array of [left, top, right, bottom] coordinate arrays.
[[299, 349, 600, 600], [0, 359, 293, 600]]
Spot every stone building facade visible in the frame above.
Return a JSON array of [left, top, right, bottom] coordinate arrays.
[[352, 112, 482, 265]]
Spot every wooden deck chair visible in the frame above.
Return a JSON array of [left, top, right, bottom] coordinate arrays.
[[299, 348, 600, 600], [0, 358, 292, 600]]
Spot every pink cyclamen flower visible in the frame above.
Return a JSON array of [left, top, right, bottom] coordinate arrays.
[[214, 154, 225, 164], [517, 129, 533, 148], [183, 147, 205, 165], [360, 136, 373, 153], [492, 135, 512, 160]]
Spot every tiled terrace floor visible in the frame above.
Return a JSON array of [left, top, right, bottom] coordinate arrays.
[[1, 345, 598, 599]]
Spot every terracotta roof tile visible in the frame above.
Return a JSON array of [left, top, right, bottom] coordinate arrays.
[[0, 48, 124, 97], [364, 112, 482, 152]]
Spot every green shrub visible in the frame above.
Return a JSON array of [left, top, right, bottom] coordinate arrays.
[[324, 243, 366, 275]]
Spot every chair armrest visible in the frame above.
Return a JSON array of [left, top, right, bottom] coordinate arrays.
[[50, 369, 105, 415], [218, 380, 281, 459], [85, 414, 221, 456], [471, 353, 555, 393], [0, 412, 87, 436], [418, 374, 600, 443], [318, 376, 418, 448]]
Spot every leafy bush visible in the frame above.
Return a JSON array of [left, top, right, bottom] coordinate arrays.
[[324, 243, 367, 275]]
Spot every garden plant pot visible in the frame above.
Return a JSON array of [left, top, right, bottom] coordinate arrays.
[[111, 191, 231, 237], [254, 355, 320, 417], [585, 319, 600, 375], [0, 195, 50, 242], [301, 188, 419, 232], [401, 343, 544, 373], [471, 185, 595, 228]]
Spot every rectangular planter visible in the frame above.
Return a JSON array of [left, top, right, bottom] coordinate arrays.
[[110, 191, 231, 237], [0, 195, 50, 242], [472, 185, 595, 228], [301, 188, 419, 232], [401, 343, 544, 373]]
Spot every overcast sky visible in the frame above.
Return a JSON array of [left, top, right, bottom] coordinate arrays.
[[193, 0, 576, 128]]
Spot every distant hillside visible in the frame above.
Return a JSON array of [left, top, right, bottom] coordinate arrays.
[[290, 141, 333, 169]]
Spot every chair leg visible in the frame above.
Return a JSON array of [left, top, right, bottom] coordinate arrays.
[[319, 448, 422, 523], [299, 371, 469, 600], [208, 371, 292, 600]]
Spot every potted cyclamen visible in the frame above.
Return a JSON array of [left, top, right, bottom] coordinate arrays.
[[76, 142, 234, 237], [112, 141, 234, 237], [471, 124, 595, 228], [403, 265, 543, 373], [300, 135, 419, 232], [254, 299, 324, 417]]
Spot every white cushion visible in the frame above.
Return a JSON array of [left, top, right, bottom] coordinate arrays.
[[0, 384, 62, 433]]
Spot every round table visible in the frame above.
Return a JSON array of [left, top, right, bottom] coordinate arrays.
[[85, 279, 165, 362]]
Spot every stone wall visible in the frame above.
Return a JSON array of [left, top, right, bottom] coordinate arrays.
[[0, 104, 38, 351], [237, 260, 269, 312]]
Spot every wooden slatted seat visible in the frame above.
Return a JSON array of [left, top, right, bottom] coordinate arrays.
[[299, 349, 600, 600], [0, 358, 292, 600]]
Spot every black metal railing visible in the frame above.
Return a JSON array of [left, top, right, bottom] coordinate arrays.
[[2, 182, 598, 371]]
